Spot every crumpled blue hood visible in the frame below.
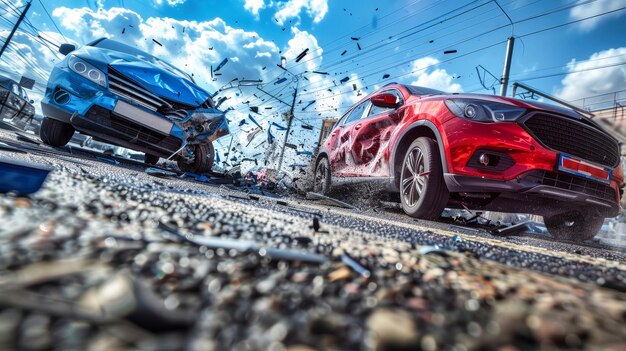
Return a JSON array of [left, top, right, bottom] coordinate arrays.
[[75, 45, 211, 107]]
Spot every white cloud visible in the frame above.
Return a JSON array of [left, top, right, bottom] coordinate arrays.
[[243, 0, 265, 18], [556, 47, 626, 101], [570, 0, 626, 30], [408, 57, 462, 93], [274, 0, 328, 25], [154, 0, 187, 6]]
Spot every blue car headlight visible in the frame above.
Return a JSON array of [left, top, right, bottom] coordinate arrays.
[[444, 99, 526, 122], [68, 55, 107, 87]]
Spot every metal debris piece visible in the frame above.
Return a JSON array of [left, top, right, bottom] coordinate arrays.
[[0, 120, 20, 131], [418, 246, 449, 257], [0, 141, 26, 153], [312, 217, 320, 232], [491, 221, 544, 237], [444, 49, 458, 54], [295, 48, 309, 62], [339, 77, 349, 84], [341, 253, 371, 278], [382, 74, 390, 79], [248, 114, 262, 128], [152, 38, 163, 46], [302, 100, 316, 111], [15, 132, 41, 145], [312, 71, 329, 75], [341, 50, 347, 56], [145, 167, 177, 178], [96, 156, 120, 165], [160, 223, 327, 264], [306, 192, 358, 210], [260, 247, 327, 264], [0, 158, 51, 194], [214, 58, 229, 72]]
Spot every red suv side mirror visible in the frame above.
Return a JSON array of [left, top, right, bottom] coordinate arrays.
[[371, 93, 400, 109]]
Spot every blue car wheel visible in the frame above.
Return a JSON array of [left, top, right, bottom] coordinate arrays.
[[177, 143, 214, 174]]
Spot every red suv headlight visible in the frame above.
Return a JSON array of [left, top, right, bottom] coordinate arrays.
[[444, 99, 526, 122]]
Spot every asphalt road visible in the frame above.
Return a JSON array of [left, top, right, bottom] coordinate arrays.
[[0, 128, 625, 350]]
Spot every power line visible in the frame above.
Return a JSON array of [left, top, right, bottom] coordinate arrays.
[[284, 1, 626, 103], [227, 0, 525, 113], [37, 0, 67, 42], [235, 0, 582, 112]]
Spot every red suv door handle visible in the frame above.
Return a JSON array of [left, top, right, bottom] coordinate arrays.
[[354, 124, 362, 130]]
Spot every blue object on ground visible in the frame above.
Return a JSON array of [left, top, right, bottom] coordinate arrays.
[[96, 156, 120, 165], [0, 158, 52, 194]]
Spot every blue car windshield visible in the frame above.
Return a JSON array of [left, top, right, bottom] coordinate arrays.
[[90, 38, 195, 83]]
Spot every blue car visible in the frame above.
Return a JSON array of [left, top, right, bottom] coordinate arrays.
[[40, 38, 229, 173]]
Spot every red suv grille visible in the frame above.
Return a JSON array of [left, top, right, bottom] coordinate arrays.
[[522, 113, 619, 168]]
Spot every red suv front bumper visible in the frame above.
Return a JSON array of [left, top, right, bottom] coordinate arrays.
[[439, 114, 622, 217]]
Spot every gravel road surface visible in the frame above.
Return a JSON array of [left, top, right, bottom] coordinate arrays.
[[0, 129, 625, 351]]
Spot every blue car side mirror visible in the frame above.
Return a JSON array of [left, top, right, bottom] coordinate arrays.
[[59, 44, 76, 56]]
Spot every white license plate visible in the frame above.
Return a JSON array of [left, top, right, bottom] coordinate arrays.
[[113, 100, 173, 134]]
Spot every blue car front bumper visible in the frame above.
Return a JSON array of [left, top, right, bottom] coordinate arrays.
[[42, 66, 228, 158]]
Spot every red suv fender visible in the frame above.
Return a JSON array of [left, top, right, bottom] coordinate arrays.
[[388, 119, 449, 190]]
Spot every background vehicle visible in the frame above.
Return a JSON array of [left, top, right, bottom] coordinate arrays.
[[314, 83, 624, 241], [0, 76, 35, 129], [40, 38, 229, 173]]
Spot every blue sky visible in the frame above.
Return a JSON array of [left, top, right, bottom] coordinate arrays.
[[1, 0, 625, 169]]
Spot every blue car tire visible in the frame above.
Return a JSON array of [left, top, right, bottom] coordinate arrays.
[[40, 117, 74, 147], [177, 143, 214, 174]]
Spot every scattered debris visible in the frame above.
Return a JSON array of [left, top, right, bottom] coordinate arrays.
[[306, 192, 358, 210], [341, 253, 371, 278], [96, 156, 121, 165], [214, 58, 229, 72], [491, 221, 546, 237], [15, 132, 40, 145], [145, 167, 177, 178], [295, 48, 309, 62], [0, 141, 26, 153], [418, 246, 449, 257]]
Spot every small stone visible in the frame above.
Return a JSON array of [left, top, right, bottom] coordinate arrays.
[[367, 309, 419, 350]]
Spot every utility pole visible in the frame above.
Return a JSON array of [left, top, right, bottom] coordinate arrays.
[[499, 36, 515, 97], [0, 1, 32, 59], [276, 83, 298, 176]]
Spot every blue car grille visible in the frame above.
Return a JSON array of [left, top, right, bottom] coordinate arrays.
[[85, 105, 182, 153], [108, 68, 188, 120]]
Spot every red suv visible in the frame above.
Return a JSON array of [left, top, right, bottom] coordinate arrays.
[[314, 84, 623, 241]]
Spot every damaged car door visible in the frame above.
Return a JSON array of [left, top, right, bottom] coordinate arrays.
[[349, 90, 404, 177], [331, 101, 370, 176]]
